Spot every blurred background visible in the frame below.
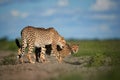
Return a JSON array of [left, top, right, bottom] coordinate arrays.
[[0, 0, 120, 80], [0, 0, 120, 40]]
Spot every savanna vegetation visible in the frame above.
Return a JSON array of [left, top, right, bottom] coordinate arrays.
[[0, 37, 120, 80]]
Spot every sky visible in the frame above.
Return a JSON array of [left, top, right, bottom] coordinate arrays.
[[0, 0, 120, 40]]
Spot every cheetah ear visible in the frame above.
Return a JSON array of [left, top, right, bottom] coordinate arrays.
[[74, 44, 79, 47], [70, 43, 79, 46]]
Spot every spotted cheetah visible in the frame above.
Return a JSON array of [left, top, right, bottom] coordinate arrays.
[[35, 44, 79, 63], [17, 26, 66, 63], [58, 44, 79, 62]]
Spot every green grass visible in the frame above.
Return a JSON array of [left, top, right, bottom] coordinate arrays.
[[68, 40, 120, 56], [0, 39, 120, 80], [0, 39, 120, 65], [53, 39, 120, 80], [68, 40, 120, 66], [0, 39, 17, 51]]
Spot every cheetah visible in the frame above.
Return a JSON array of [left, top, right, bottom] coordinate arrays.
[[17, 26, 66, 63], [58, 44, 79, 62], [35, 44, 79, 63], [35, 45, 52, 62]]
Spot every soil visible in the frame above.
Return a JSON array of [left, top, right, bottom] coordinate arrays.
[[0, 51, 111, 80]]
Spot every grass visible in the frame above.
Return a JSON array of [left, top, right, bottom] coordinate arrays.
[[0, 39, 120, 80], [0, 38, 17, 51], [69, 40, 120, 56], [0, 39, 120, 66], [68, 40, 120, 66], [66, 40, 120, 80]]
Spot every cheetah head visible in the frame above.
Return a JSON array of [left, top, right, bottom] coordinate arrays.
[[71, 44, 79, 54]]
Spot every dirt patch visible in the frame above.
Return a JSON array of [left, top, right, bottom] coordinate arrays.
[[0, 51, 111, 80], [0, 51, 14, 60]]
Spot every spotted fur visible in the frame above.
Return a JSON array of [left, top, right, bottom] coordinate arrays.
[[54, 44, 79, 62], [36, 44, 79, 63], [18, 26, 66, 63]]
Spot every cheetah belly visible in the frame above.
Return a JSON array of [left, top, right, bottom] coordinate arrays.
[[34, 39, 52, 47]]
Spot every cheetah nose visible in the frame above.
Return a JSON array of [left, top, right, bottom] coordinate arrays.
[[74, 50, 78, 53]]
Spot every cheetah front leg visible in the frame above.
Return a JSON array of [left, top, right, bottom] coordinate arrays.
[[52, 43, 62, 63], [58, 54, 63, 63]]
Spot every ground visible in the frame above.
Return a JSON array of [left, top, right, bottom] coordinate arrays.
[[0, 51, 111, 80]]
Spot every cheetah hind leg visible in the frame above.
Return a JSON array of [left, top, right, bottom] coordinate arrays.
[[27, 46, 35, 63], [16, 48, 24, 63], [56, 54, 63, 63], [40, 52, 46, 63], [15, 39, 24, 63], [52, 44, 62, 63]]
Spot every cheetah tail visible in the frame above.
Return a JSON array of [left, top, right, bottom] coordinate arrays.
[[15, 39, 21, 48]]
